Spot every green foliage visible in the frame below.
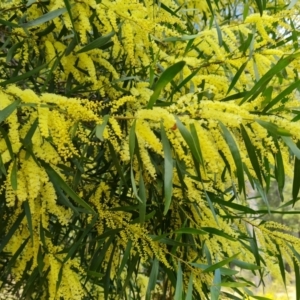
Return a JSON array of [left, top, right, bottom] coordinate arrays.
[[1, 0, 300, 299]]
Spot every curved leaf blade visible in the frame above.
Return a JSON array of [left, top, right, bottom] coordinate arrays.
[[44, 164, 95, 213], [161, 122, 173, 215], [0, 99, 21, 123], [240, 124, 263, 184], [146, 259, 159, 300], [20, 8, 68, 28], [185, 274, 193, 300], [202, 253, 240, 274], [77, 31, 115, 53], [227, 61, 248, 95], [95, 115, 109, 141], [219, 122, 245, 195], [211, 268, 221, 300], [263, 79, 300, 112], [174, 262, 183, 300], [282, 136, 300, 159], [147, 61, 186, 108]]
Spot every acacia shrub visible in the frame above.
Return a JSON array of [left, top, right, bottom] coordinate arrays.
[[1, 0, 300, 299]]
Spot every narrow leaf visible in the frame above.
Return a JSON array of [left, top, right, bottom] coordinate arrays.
[[261, 86, 273, 108], [128, 121, 142, 203], [185, 274, 193, 300], [248, 296, 272, 300], [174, 262, 183, 300], [243, 2, 249, 20], [202, 253, 240, 274], [175, 117, 202, 164], [293, 142, 300, 204], [23, 201, 33, 244], [77, 31, 115, 53], [232, 259, 260, 270], [219, 282, 249, 287], [63, 0, 76, 31], [117, 240, 132, 277], [139, 172, 146, 223], [56, 266, 63, 292], [254, 0, 264, 16], [4, 237, 29, 275], [0, 100, 21, 123], [161, 122, 173, 215], [215, 18, 222, 46], [241, 53, 300, 104], [201, 227, 236, 241], [23, 118, 38, 148], [263, 80, 300, 112], [10, 158, 18, 190], [240, 124, 263, 184], [256, 119, 291, 136], [211, 268, 221, 300], [63, 215, 98, 262], [254, 179, 270, 213], [219, 268, 239, 276], [274, 139, 285, 200], [0, 211, 25, 252], [0, 153, 6, 176], [190, 123, 204, 166], [204, 190, 219, 224], [86, 271, 104, 278], [65, 35, 79, 56], [219, 122, 245, 195], [130, 168, 143, 203], [170, 66, 201, 98], [146, 259, 159, 300], [0, 18, 19, 28], [0, 63, 47, 86], [175, 227, 208, 235], [36, 22, 56, 37], [282, 136, 300, 159], [44, 164, 95, 213], [205, 0, 214, 14], [221, 92, 247, 102], [147, 61, 186, 108], [250, 229, 261, 270], [95, 115, 109, 141], [227, 61, 248, 95], [129, 120, 136, 159], [107, 141, 127, 186], [293, 256, 300, 300], [213, 197, 256, 214], [276, 245, 286, 287], [6, 41, 24, 63], [20, 8, 68, 28]]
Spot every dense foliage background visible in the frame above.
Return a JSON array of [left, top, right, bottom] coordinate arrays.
[[1, 0, 300, 299]]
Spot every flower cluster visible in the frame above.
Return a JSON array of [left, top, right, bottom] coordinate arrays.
[[2, 0, 300, 298]]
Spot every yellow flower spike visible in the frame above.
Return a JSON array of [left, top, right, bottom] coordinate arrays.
[[108, 118, 123, 138], [139, 144, 157, 179], [44, 40, 56, 68], [75, 4, 92, 44], [111, 95, 136, 113], [135, 119, 163, 155], [34, 141, 61, 165], [5, 161, 17, 207], [42, 180, 72, 226], [122, 21, 135, 65], [38, 105, 49, 138], [15, 168, 27, 203], [78, 52, 97, 83]]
